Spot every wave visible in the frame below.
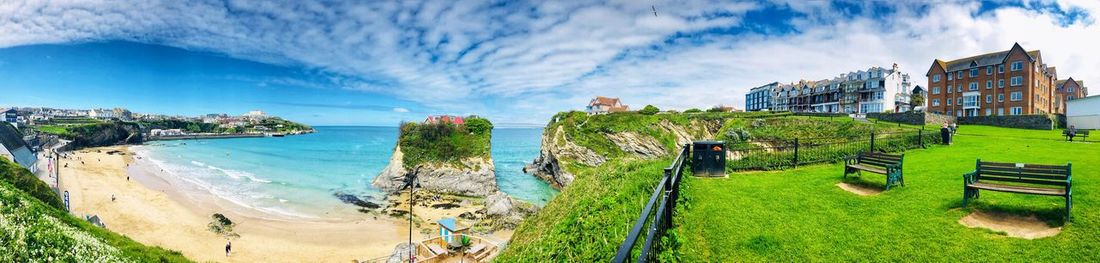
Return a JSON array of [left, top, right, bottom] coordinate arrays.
[[204, 164, 272, 183]]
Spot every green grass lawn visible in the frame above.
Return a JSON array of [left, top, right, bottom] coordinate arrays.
[[674, 125, 1099, 261]]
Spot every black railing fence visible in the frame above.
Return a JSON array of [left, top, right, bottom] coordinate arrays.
[[727, 128, 939, 171], [613, 144, 689, 263], [613, 128, 940, 262]]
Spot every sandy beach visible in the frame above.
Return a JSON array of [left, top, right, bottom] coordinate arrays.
[[57, 146, 505, 262]]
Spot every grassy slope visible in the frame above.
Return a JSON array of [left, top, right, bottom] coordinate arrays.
[[398, 117, 493, 168], [498, 112, 918, 261], [0, 159, 190, 262], [676, 125, 1099, 261]]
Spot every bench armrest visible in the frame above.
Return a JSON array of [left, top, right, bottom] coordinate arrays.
[[844, 155, 857, 165], [963, 171, 977, 184]]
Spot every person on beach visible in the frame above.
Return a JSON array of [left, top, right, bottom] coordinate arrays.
[[225, 240, 232, 257]]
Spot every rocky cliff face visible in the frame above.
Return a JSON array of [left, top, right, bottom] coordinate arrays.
[[527, 126, 605, 189], [528, 117, 721, 189], [372, 145, 498, 197], [66, 122, 143, 150]]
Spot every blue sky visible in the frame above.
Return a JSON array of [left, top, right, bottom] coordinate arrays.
[[1, 0, 1098, 126]]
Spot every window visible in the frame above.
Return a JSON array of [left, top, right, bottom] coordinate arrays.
[[1069, 95, 1076, 100], [948, 74, 953, 81], [970, 68, 979, 77], [957, 98, 963, 105], [957, 85, 962, 92], [1069, 86, 1075, 92], [933, 74, 941, 83], [1011, 76, 1023, 86], [986, 80, 992, 89], [1034, 79, 1039, 88], [932, 87, 941, 94], [957, 111, 963, 117], [998, 94, 1004, 102], [998, 64, 1004, 73], [947, 85, 953, 93], [947, 98, 952, 105], [1011, 92, 1022, 101], [998, 79, 1004, 88], [997, 108, 1004, 115], [969, 82, 978, 91], [1011, 107, 1023, 115], [963, 95, 979, 108], [957, 71, 963, 79], [987, 66, 993, 75], [985, 109, 992, 116], [932, 99, 941, 106], [1011, 61, 1023, 71], [985, 95, 992, 103]]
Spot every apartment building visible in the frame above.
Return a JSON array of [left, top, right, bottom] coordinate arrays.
[[925, 43, 1059, 117], [746, 82, 777, 111], [750, 64, 911, 113], [1054, 78, 1088, 114]]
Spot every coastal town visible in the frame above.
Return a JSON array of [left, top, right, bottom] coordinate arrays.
[[4, 1, 1100, 263]]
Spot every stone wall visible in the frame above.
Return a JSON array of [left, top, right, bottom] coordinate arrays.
[[867, 112, 955, 126], [957, 115, 1055, 130]]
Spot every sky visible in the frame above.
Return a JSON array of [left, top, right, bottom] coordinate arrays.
[[0, 0, 1098, 126]]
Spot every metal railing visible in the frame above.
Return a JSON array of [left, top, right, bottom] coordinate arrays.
[[613, 144, 690, 263], [727, 129, 939, 171]]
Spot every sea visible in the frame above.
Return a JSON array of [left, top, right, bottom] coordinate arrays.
[[130, 126, 557, 219]]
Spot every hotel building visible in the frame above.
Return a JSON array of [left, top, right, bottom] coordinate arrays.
[[747, 64, 912, 113], [925, 43, 1059, 116]]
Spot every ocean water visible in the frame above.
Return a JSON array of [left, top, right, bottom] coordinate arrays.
[[133, 126, 556, 218]]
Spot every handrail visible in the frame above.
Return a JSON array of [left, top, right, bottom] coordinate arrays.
[[613, 144, 690, 263]]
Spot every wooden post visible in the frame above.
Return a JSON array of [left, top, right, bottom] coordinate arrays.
[[793, 138, 799, 167], [918, 129, 924, 148], [870, 132, 875, 152]]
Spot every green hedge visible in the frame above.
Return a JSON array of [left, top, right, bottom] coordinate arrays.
[[398, 116, 492, 168]]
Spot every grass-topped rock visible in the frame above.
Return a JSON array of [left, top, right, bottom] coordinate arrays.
[[372, 116, 498, 197]]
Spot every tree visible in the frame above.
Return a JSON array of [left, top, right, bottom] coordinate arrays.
[[706, 107, 724, 113], [639, 105, 660, 115], [910, 93, 925, 110], [684, 108, 702, 113]]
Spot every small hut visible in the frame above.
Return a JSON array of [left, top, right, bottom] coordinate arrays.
[[437, 217, 469, 247]]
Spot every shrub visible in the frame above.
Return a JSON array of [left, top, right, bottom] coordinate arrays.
[[639, 105, 660, 115], [684, 108, 702, 113]]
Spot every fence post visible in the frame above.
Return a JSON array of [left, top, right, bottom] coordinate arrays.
[[869, 132, 875, 152], [918, 129, 924, 148], [793, 138, 799, 167]]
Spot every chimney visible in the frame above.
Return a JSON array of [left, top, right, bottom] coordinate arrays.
[[892, 63, 899, 71]]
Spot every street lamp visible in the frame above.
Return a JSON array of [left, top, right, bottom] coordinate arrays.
[[400, 167, 421, 263]]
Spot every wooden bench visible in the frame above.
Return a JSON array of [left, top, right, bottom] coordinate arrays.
[[1063, 129, 1089, 141], [843, 152, 905, 190], [963, 160, 1072, 219]]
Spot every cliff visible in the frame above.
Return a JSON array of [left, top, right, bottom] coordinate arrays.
[[372, 117, 498, 197], [64, 122, 144, 149], [527, 111, 721, 189]]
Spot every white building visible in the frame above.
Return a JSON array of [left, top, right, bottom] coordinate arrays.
[[245, 110, 266, 118], [758, 64, 911, 113], [1066, 95, 1100, 130], [0, 123, 37, 173]]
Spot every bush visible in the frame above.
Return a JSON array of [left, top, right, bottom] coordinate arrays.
[[639, 105, 660, 115], [398, 117, 492, 168], [0, 158, 64, 209], [684, 108, 702, 113]]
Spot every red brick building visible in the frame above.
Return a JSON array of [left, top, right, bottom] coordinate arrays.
[[925, 43, 1059, 116], [1054, 78, 1088, 114]]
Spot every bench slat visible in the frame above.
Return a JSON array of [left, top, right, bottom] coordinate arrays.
[[978, 170, 1069, 180], [968, 182, 1066, 196], [847, 164, 887, 174], [979, 161, 1069, 170], [863, 154, 902, 161], [859, 159, 894, 167], [980, 165, 1069, 174], [976, 175, 1069, 186]]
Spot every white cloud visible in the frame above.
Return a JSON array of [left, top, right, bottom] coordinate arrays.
[[0, 1, 1098, 125], [392, 107, 409, 113]]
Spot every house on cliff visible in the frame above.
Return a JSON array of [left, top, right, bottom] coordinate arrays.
[[0, 122, 37, 173], [424, 115, 465, 125], [586, 96, 629, 115]]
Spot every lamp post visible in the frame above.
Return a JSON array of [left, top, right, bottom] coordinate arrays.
[[403, 167, 421, 263]]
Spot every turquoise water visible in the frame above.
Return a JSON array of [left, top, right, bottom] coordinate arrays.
[[134, 126, 555, 218]]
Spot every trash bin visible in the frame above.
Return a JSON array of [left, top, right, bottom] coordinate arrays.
[[940, 127, 952, 145], [692, 141, 726, 177]]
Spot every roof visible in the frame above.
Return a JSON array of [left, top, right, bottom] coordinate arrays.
[[589, 96, 621, 106], [933, 43, 1039, 73], [438, 217, 468, 232], [0, 122, 27, 152], [0, 122, 36, 169]]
